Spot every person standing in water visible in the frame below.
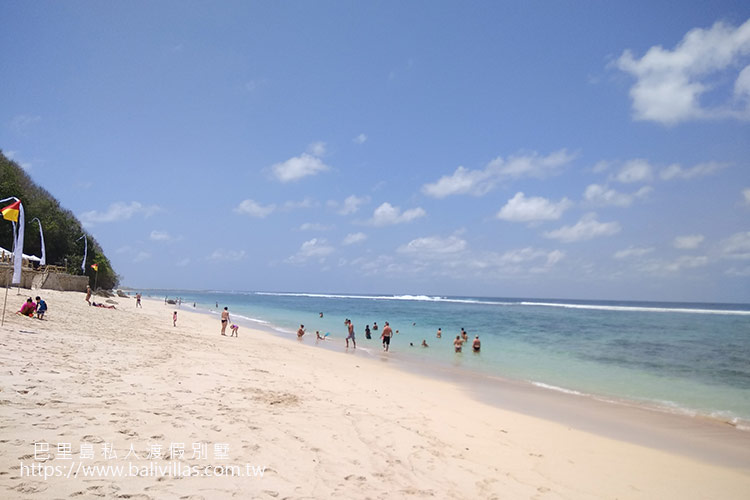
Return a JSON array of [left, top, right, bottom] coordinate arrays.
[[345, 319, 356, 348], [381, 322, 393, 352]]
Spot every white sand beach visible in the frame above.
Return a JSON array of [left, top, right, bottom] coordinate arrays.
[[1, 289, 749, 499]]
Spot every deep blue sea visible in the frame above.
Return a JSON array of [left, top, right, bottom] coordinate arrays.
[[146, 290, 750, 429]]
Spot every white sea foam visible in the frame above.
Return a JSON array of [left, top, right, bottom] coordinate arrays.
[[519, 301, 750, 316], [255, 291, 513, 306], [531, 382, 586, 396]]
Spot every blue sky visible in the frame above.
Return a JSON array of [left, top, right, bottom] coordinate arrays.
[[1, 1, 749, 302]]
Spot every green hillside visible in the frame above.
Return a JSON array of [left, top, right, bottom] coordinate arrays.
[[0, 150, 119, 289]]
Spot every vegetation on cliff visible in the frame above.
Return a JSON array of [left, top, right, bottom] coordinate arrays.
[[0, 150, 119, 289]]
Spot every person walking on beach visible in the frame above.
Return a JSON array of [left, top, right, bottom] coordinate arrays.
[[381, 322, 393, 352], [454, 335, 464, 353], [345, 319, 356, 348], [173, 311, 177, 327], [472, 335, 481, 353], [85, 285, 92, 306], [136, 293, 142, 308], [221, 307, 230, 335]]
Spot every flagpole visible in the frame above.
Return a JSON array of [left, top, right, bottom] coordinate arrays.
[[1, 279, 9, 327]]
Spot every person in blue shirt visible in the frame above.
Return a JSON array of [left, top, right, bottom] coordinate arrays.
[[35, 296, 47, 320]]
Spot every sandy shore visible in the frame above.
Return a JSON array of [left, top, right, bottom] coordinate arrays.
[[1, 289, 749, 499]]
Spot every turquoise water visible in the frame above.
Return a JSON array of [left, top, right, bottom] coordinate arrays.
[[149, 290, 750, 428]]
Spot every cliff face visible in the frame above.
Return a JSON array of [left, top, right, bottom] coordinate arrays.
[[0, 150, 119, 289]]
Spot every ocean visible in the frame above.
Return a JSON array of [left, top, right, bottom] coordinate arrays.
[[147, 290, 750, 430]]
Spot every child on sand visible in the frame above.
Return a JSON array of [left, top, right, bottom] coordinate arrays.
[[173, 311, 177, 327], [230, 324, 239, 337], [35, 296, 47, 319]]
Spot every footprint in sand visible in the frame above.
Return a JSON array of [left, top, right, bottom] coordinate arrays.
[[82, 435, 105, 444]]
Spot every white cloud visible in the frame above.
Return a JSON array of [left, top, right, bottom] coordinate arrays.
[[496, 192, 572, 222], [307, 141, 326, 156], [282, 198, 318, 211], [133, 251, 151, 263], [544, 213, 621, 242], [299, 222, 333, 231], [150, 230, 171, 241], [9, 114, 41, 132], [80, 201, 160, 226], [725, 266, 750, 277], [613, 246, 654, 259], [175, 258, 191, 267], [613, 159, 653, 183], [271, 151, 330, 182], [208, 249, 247, 262], [287, 238, 335, 263], [422, 149, 575, 198], [368, 202, 426, 226], [584, 184, 652, 207], [342, 232, 367, 245], [743, 188, 750, 205], [332, 194, 369, 215], [660, 161, 726, 180], [353, 133, 367, 144], [663, 255, 710, 272], [234, 199, 276, 218], [616, 18, 750, 124], [398, 235, 467, 255], [673, 234, 704, 249], [719, 231, 750, 260]]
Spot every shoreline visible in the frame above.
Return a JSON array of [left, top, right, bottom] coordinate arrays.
[[176, 295, 750, 468], [3, 289, 749, 499]]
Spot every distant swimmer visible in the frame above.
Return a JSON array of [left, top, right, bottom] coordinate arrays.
[[472, 335, 481, 353], [365, 324, 371, 339], [372, 322, 378, 331], [454, 335, 463, 353], [345, 319, 356, 348], [422, 339, 429, 347], [381, 322, 393, 352], [316, 330, 326, 340], [436, 328, 442, 338], [319, 312, 323, 318], [298, 324, 306, 338], [461, 328, 468, 343], [221, 307, 230, 335]]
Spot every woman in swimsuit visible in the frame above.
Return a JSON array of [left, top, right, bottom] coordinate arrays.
[[221, 307, 230, 335]]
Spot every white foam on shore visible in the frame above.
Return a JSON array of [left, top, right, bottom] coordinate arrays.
[[531, 381, 586, 396]]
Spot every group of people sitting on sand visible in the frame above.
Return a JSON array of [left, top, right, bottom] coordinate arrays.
[[17, 296, 47, 319]]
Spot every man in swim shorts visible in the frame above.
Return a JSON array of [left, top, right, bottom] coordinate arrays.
[[221, 307, 230, 335], [345, 319, 356, 348], [381, 322, 393, 352]]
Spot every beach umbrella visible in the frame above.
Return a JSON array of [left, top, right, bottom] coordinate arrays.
[[30, 217, 46, 266]]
